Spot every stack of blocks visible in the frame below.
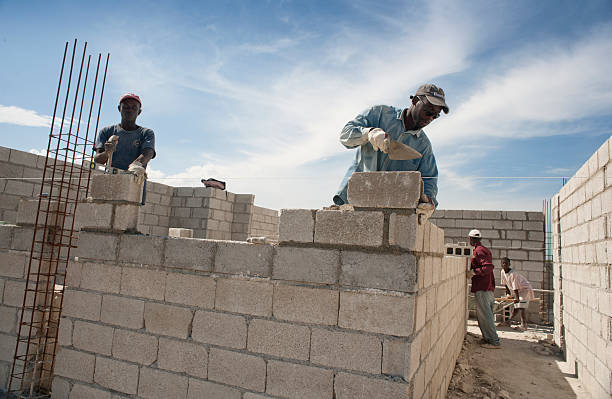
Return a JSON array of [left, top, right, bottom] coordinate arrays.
[[39, 171, 467, 399]]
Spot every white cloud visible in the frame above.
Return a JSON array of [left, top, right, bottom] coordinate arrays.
[[0, 105, 51, 127]]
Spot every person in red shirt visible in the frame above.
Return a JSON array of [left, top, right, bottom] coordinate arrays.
[[467, 229, 501, 348]]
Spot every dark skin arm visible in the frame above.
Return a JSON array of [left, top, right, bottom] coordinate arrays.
[[94, 147, 154, 167]]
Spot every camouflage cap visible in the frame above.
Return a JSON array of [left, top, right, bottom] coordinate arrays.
[[415, 84, 449, 113]]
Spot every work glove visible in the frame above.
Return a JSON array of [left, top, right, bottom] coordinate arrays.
[[104, 135, 119, 153], [367, 128, 389, 153], [127, 160, 146, 183], [416, 192, 435, 223]]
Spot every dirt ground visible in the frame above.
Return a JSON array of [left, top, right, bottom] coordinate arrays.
[[447, 319, 592, 399]]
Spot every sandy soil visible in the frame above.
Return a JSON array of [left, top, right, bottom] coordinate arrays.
[[447, 319, 592, 399]]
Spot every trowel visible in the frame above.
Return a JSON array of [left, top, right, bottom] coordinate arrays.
[[383, 134, 422, 160]]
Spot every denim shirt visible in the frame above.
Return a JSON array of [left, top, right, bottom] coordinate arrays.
[[333, 105, 438, 206]]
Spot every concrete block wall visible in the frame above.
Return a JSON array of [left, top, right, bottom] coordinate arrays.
[[552, 137, 611, 399], [250, 206, 279, 241], [429, 209, 545, 290], [44, 171, 467, 399], [136, 181, 173, 237]]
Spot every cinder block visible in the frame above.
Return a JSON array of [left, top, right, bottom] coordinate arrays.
[[339, 291, 415, 337], [279, 209, 315, 243], [2, 280, 29, 307], [54, 347, 95, 383], [101, 295, 144, 329], [347, 171, 421, 208], [382, 338, 409, 377], [247, 319, 310, 360], [0, 306, 17, 334], [0, 251, 26, 278], [164, 237, 215, 271], [73, 231, 118, 262], [333, 372, 408, 399], [208, 348, 266, 392], [273, 247, 338, 285], [191, 310, 247, 349], [51, 376, 71, 399], [112, 329, 158, 366], [113, 204, 140, 231], [80, 262, 121, 293], [215, 279, 273, 317], [94, 356, 139, 395], [311, 328, 381, 373], [266, 360, 334, 399], [215, 241, 273, 277], [69, 384, 111, 399], [273, 284, 338, 325], [139, 367, 189, 399], [144, 302, 192, 339], [187, 379, 241, 399], [340, 251, 416, 292], [389, 213, 419, 250], [118, 235, 164, 266], [158, 337, 208, 379], [58, 317, 72, 347], [165, 273, 215, 308], [168, 228, 193, 238], [62, 289, 101, 321], [89, 174, 143, 204], [73, 321, 113, 355], [75, 202, 113, 230], [314, 210, 384, 247], [120, 267, 165, 300]]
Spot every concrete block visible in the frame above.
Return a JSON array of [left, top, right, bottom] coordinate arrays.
[[50, 376, 71, 399], [89, 174, 143, 204], [57, 317, 72, 347], [120, 267, 165, 300], [215, 241, 273, 277], [333, 372, 408, 399], [54, 347, 95, 383], [215, 279, 273, 317], [192, 310, 247, 349], [341, 251, 416, 292], [62, 289, 101, 321], [187, 379, 241, 399], [69, 384, 111, 399], [112, 329, 158, 366], [80, 262, 121, 293], [311, 328, 381, 373], [208, 348, 266, 392], [2, 279, 27, 307], [8, 149, 38, 167], [382, 338, 409, 377], [168, 228, 193, 238], [266, 360, 334, 399], [165, 273, 215, 308], [100, 295, 144, 329], [4, 180, 34, 197], [94, 356, 139, 395], [273, 247, 338, 285], [158, 338, 207, 379], [144, 302, 192, 339], [339, 291, 415, 337], [118, 235, 164, 266], [0, 306, 16, 334], [348, 171, 421, 208], [315, 210, 384, 247], [247, 319, 310, 361], [504, 211, 526, 221], [164, 237, 215, 271], [113, 204, 140, 231], [279, 209, 314, 243], [389, 213, 419, 250], [73, 231, 118, 262], [273, 284, 338, 325], [523, 221, 544, 231], [72, 321, 113, 355], [0, 251, 26, 278], [75, 202, 113, 230]]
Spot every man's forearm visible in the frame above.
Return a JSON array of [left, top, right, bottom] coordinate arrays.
[[135, 148, 154, 167], [94, 150, 109, 164]]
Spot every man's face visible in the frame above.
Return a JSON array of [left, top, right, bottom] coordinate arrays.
[[412, 96, 442, 128], [501, 260, 510, 271], [119, 99, 141, 121]]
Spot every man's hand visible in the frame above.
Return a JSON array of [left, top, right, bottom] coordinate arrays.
[[104, 135, 119, 153], [466, 270, 475, 279], [416, 201, 435, 224], [127, 160, 146, 183], [367, 128, 389, 153]]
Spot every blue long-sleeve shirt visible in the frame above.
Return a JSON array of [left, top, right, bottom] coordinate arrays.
[[333, 105, 439, 206]]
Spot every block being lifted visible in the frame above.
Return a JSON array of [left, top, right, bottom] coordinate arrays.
[[90, 173, 144, 203], [347, 171, 421, 208]]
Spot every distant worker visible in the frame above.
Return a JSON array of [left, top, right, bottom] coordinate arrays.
[[467, 229, 501, 349], [333, 83, 448, 214], [498, 257, 535, 331], [94, 93, 155, 179]]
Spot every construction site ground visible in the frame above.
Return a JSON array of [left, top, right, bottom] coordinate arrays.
[[447, 318, 592, 399]]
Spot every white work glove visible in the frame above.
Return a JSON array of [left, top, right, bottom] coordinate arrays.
[[104, 135, 119, 153], [367, 128, 389, 153], [127, 160, 146, 183], [416, 192, 435, 223]]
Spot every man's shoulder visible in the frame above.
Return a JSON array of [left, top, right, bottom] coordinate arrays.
[[138, 126, 155, 136], [99, 124, 118, 134]]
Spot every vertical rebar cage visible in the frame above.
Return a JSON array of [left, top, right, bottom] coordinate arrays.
[[7, 40, 109, 398]]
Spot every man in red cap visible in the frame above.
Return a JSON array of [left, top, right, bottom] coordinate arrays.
[[94, 93, 155, 177]]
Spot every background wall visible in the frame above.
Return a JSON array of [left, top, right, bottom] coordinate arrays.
[[552, 137, 611, 399]]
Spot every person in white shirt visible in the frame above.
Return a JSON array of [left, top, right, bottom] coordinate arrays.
[[499, 257, 535, 331]]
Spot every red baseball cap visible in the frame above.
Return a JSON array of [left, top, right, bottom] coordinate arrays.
[[119, 93, 141, 106]]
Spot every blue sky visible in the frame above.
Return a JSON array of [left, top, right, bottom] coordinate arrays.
[[1, 0, 611, 211]]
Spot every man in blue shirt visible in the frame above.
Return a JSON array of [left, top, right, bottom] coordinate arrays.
[[333, 84, 448, 208]]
